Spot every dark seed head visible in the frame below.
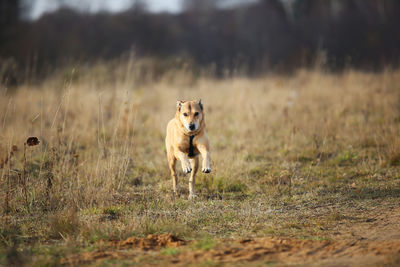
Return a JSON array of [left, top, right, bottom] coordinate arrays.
[[26, 137, 40, 146]]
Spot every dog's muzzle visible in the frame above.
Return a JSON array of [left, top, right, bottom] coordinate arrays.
[[188, 123, 196, 131]]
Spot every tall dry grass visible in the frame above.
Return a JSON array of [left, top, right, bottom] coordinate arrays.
[[1, 64, 400, 213], [1, 62, 400, 266]]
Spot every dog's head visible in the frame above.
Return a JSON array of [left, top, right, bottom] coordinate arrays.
[[176, 99, 204, 133]]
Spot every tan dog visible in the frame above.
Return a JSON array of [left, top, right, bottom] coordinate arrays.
[[165, 99, 211, 199]]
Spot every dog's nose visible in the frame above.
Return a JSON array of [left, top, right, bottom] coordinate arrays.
[[189, 123, 195, 131]]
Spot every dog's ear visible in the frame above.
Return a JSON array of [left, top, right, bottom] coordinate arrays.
[[176, 100, 185, 111], [198, 99, 203, 110]]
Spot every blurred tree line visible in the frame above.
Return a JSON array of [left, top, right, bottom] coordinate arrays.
[[1, 0, 400, 84]]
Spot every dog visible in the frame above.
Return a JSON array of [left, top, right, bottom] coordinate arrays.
[[165, 99, 211, 199]]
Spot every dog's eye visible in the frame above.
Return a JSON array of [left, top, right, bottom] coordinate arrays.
[[194, 112, 199, 116], [183, 113, 188, 116]]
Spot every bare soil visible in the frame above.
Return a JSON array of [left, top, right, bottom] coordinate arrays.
[[61, 206, 400, 266]]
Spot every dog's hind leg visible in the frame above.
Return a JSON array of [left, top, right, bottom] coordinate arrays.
[[168, 155, 178, 197], [188, 157, 199, 199]]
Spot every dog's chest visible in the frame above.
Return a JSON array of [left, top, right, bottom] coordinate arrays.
[[179, 136, 199, 157]]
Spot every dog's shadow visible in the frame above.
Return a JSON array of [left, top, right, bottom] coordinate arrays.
[[169, 188, 248, 201]]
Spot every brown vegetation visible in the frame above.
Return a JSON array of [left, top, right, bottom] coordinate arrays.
[[1, 64, 400, 265], [2, 0, 400, 84]]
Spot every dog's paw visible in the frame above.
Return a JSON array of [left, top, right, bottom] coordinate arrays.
[[202, 167, 211, 173], [182, 163, 192, 174], [188, 194, 198, 200]]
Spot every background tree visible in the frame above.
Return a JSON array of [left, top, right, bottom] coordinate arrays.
[[1, 0, 400, 84]]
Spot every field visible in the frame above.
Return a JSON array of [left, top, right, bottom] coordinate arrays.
[[1, 64, 400, 266]]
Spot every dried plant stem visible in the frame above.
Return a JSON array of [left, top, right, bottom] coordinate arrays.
[[4, 148, 11, 214], [22, 142, 29, 210]]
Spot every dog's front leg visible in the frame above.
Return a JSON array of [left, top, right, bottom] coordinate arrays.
[[176, 151, 192, 174], [188, 157, 199, 199], [197, 144, 211, 173]]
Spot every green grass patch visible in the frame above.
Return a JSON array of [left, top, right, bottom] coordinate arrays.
[[161, 247, 180, 256], [335, 150, 359, 166], [192, 237, 217, 251]]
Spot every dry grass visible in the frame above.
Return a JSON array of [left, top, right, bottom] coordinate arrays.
[[1, 63, 400, 265]]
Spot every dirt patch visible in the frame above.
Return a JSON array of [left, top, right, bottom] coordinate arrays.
[[116, 233, 186, 250], [61, 234, 185, 265], [61, 236, 400, 266], [61, 207, 400, 266], [335, 205, 400, 241], [165, 237, 400, 266], [61, 251, 129, 265]]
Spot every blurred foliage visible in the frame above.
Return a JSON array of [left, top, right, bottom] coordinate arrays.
[[1, 0, 400, 85]]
